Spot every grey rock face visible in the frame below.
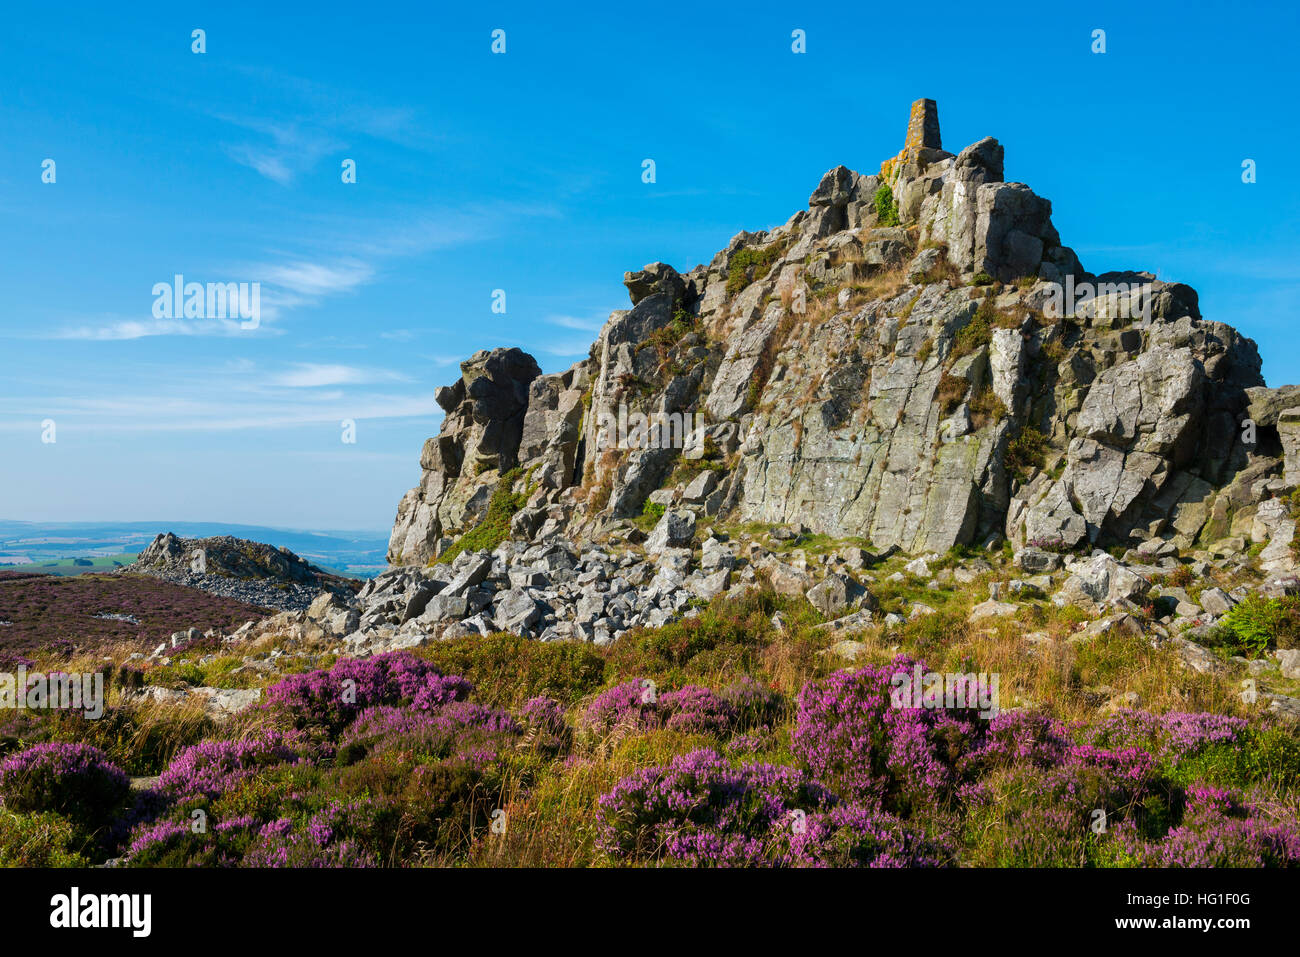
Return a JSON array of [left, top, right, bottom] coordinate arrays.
[[389, 348, 542, 565], [624, 262, 687, 307]]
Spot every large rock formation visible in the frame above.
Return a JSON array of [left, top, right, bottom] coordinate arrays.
[[127, 532, 356, 611], [388, 99, 1295, 570]]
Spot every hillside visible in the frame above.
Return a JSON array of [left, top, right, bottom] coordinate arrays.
[[4, 101, 1300, 873]]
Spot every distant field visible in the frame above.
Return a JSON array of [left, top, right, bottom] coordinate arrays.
[[0, 572, 272, 661], [1, 553, 139, 576], [0, 520, 388, 577]]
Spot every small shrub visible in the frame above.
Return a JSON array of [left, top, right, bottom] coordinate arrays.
[[873, 184, 900, 227], [596, 748, 832, 866], [264, 650, 470, 733], [1005, 427, 1048, 477], [968, 387, 1007, 429], [726, 241, 788, 296], [658, 685, 737, 735], [1208, 595, 1300, 656], [936, 372, 968, 415], [0, 808, 90, 866], [157, 730, 311, 800], [950, 314, 991, 361], [0, 743, 129, 842], [793, 655, 985, 815]]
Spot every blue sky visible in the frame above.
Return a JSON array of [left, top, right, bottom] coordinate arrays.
[[1, 1, 1297, 532]]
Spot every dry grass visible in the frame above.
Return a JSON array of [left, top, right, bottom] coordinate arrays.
[[936, 371, 968, 414], [847, 263, 911, 305]]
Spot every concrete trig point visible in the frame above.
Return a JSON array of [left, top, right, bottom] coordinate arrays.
[[904, 98, 941, 151], [881, 98, 941, 181]]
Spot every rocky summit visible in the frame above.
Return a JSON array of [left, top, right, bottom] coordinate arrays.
[[364, 100, 1299, 651]]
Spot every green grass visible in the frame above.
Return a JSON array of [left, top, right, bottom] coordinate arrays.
[[726, 242, 788, 296], [435, 468, 526, 565], [12, 554, 139, 577]]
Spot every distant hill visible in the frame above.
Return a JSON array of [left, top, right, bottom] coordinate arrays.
[[0, 520, 389, 577]]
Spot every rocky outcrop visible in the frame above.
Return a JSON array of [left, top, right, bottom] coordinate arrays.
[[124, 532, 355, 611], [388, 348, 546, 564], [386, 99, 1300, 579]]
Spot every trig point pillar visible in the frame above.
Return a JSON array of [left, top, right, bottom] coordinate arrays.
[[882, 98, 942, 181], [905, 98, 941, 151]]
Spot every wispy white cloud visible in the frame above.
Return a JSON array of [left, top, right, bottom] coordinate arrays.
[[45, 317, 278, 341], [545, 312, 607, 332], [217, 115, 342, 185], [258, 260, 374, 298], [271, 363, 409, 388]]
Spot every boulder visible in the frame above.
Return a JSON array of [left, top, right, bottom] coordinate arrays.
[[645, 509, 698, 553]]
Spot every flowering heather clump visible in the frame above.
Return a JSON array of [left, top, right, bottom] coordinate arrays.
[[0, 742, 129, 838], [411, 673, 475, 711], [1137, 785, 1300, 867], [0, 650, 35, 671], [724, 732, 768, 756], [719, 676, 785, 729], [1078, 709, 1247, 764], [242, 803, 377, 868], [659, 685, 737, 735], [582, 681, 748, 738], [1027, 537, 1072, 553], [338, 702, 521, 765], [961, 710, 1070, 774], [126, 819, 188, 859], [776, 803, 953, 868], [156, 731, 309, 800], [520, 695, 567, 735], [596, 748, 832, 866], [128, 806, 379, 868], [123, 813, 263, 868], [582, 679, 659, 734], [792, 656, 984, 812], [264, 651, 471, 732]]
